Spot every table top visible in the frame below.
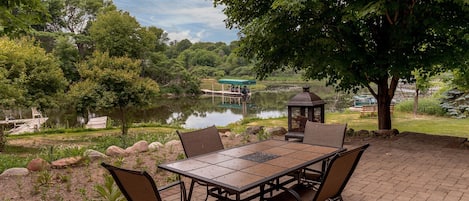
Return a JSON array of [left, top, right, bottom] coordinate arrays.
[[158, 139, 340, 194]]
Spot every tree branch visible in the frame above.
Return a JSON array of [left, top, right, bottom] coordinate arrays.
[[394, 0, 400, 23], [385, 10, 394, 25], [388, 76, 399, 99]]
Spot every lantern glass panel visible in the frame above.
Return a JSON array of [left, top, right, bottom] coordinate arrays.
[[291, 106, 309, 132]]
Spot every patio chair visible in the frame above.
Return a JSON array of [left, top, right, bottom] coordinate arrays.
[[177, 125, 224, 201], [268, 144, 369, 201], [177, 125, 224, 158], [300, 121, 347, 185], [101, 162, 186, 201]]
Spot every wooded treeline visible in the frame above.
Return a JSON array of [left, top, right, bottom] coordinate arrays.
[[0, 0, 273, 119]]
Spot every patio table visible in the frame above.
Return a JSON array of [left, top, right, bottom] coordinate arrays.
[[158, 139, 342, 201]]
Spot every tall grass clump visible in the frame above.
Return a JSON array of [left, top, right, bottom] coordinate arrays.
[[0, 154, 34, 173], [39, 145, 87, 162], [395, 98, 446, 116], [0, 145, 39, 173]]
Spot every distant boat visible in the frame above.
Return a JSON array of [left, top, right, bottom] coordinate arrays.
[[352, 95, 377, 107], [202, 79, 256, 99]]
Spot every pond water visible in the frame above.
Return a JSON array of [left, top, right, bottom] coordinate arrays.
[[147, 91, 295, 129], [44, 86, 350, 129]]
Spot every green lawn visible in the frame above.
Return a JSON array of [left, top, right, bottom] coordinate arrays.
[[243, 111, 469, 139]]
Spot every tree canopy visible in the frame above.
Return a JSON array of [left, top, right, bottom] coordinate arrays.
[[214, 0, 469, 129], [0, 0, 48, 36], [0, 37, 68, 110], [89, 10, 157, 59]]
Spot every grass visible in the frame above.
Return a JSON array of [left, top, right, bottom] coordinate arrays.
[[1, 111, 468, 173], [238, 111, 469, 139]]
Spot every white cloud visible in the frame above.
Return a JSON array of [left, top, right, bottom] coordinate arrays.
[[113, 0, 237, 43], [167, 30, 201, 43], [155, 7, 227, 29]]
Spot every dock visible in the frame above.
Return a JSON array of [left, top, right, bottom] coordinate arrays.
[[1, 118, 49, 135], [201, 89, 246, 97]]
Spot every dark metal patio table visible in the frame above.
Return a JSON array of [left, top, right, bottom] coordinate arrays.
[[158, 139, 341, 201]]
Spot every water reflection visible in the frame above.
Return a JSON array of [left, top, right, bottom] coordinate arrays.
[[165, 92, 291, 129], [45, 90, 300, 129], [180, 110, 244, 129]]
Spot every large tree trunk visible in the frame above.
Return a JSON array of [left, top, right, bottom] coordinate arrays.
[[374, 77, 399, 130]]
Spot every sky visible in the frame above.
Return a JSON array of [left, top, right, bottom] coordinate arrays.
[[112, 0, 239, 44]]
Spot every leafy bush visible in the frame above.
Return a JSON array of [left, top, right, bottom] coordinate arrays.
[[395, 98, 446, 116]]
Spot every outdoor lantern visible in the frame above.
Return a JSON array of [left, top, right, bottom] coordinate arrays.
[[285, 86, 325, 141]]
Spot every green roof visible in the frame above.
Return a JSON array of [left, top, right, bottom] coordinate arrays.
[[218, 79, 256, 85]]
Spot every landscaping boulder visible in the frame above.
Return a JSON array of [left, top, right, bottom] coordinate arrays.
[[84, 149, 107, 160], [265, 127, 287, 136], [373, 129, 399, 138], [125, 140, 149, 154], [165, 140, 183, 152], [27, 158, 50, 171], [220, 131, 232, 138], [51, 156, 83, 168], [245, 126, 264, 135], [355, 129, 371, 137], [0, 168, 29, 177], [148, 142, 163, 151], [106, 145, 127, 156]]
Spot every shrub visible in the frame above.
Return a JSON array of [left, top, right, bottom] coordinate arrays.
[[395, 98, 446, 116]]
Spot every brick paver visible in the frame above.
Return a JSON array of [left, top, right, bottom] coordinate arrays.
[[163, 132, 469, 201]]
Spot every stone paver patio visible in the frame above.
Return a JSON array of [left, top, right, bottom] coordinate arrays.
[[161, 132, 469, 201]]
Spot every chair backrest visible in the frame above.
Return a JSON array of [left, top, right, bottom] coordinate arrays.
[[177, 125, 224, 158], [101, 163, 162, 201], [313, 144, 370, 201], [303, 121, 347, 148]]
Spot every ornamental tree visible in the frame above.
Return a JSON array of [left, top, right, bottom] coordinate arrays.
[[69, 52, 160, 137], [214, 0, 469, 130]]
